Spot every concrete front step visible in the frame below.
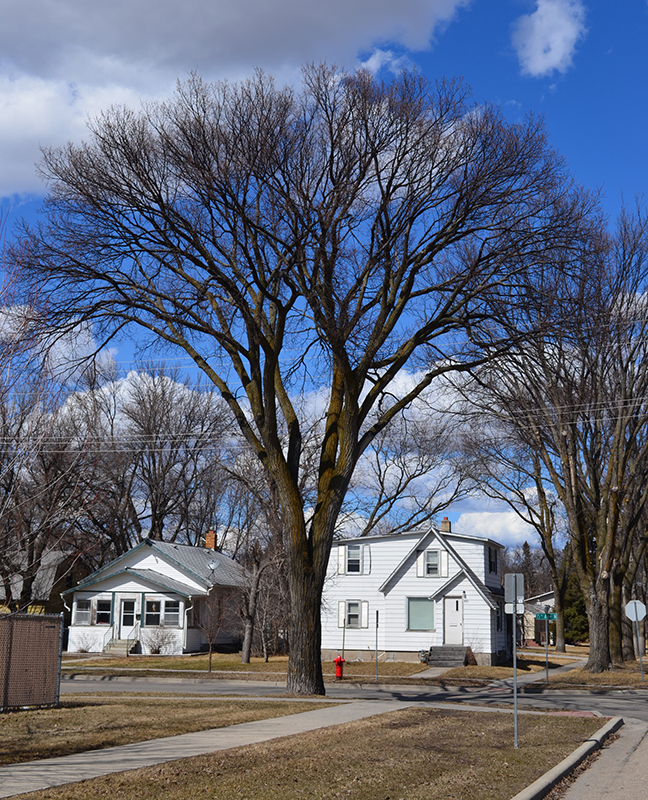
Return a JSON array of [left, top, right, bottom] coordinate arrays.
[[103, 639, 138, 656], [427, 646, 468, 668]]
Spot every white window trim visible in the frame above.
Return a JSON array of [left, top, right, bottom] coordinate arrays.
[[406, 597, 436, 631], [416, 549, 448, 578], [337, 600, 369, 628], [337, 544, 371, 575]]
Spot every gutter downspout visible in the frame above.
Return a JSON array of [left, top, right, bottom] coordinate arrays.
[[183, 601, 194, 652]]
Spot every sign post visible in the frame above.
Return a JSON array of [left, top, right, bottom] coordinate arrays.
[[625, 600, 647, 682], [375, 610, 379, 683], [505, 573, 525, 749]]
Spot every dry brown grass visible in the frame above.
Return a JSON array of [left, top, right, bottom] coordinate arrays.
[[441, 656, 571, 681], [0, 698, 334, 765], [550, 660, 648, 687], [62, 653, 429, 678], [11, 707, 604, 800]]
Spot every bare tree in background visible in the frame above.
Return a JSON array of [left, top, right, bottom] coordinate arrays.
[[18, 65, 592, 693], [468, 209, 648, 671]]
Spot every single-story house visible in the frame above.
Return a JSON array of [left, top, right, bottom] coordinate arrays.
[[64, 534, 247, 655], [321, 518, 507, 665], [523, 590, 555, 646]]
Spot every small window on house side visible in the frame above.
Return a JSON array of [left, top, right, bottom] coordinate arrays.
[[346, 601, 361, 628], [96, 599, 112, 625], [145, 600, 161, 626], [164, 600, 180, 627], [408, 598, 435, 631], [346, 544, 361, 573], [75, 599, 91, 625], [426, 550, 440, 576], [489, 547, 498, 574]]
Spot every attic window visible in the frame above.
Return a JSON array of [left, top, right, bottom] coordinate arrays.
[[426, 550, 440, 576]]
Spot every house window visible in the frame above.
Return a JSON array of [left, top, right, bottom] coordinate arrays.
[[164, 600, 181, 627], [96, 599, 112, 625], [75, 599, 91, 625], [426, 550, 440, 576], [145, 600, 161, 626], [346, 601, 361, 628], [408, 598, 435, 631], [338, 600, 369, 628], [347, 544, 361, 573], [488, 547, 498, 574]]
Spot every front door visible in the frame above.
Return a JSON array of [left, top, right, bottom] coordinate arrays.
[[444, 596, 463, 644], [119, 599, 137, 639]]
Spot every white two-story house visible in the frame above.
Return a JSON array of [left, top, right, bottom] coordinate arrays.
[[321, 518, 507, 665]]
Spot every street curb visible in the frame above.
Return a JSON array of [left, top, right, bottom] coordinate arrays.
[[510, 716, 624, 800]]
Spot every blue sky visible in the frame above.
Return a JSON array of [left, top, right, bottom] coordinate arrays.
[[0, 0, 645, 545]]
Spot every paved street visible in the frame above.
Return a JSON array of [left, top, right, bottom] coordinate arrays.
[[61, 672, 648, 721]]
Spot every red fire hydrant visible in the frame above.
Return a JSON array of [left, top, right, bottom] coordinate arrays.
[[334, 654, 345, 680]]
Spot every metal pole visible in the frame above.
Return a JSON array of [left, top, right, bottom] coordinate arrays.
[[636, 618, 645, 682], [513, 574, 518, 749], [375, 610, 379, 682], [545, 617, 549, 685]]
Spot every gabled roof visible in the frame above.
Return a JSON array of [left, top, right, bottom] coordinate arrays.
[[64, 538, 247, 595], [378, 526, 497, 610]]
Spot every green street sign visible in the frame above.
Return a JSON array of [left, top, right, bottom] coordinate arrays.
[[535, 613, 557, 620]]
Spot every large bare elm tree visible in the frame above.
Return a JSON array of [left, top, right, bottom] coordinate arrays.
[[18, 65, 591, 694]]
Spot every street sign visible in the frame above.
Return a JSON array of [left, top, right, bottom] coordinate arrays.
[[505, 573, 524, 604], [535, 613, 557, 621], [625, 600, 647, 622], [505, 603, 523, 615]]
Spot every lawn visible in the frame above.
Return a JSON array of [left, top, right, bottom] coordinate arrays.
[[10, 707, 605, 800], [0, 698, 335, 765], [441, 655, 577, 681], [549, 659, 648, 687], [62, 653, 429, 679]]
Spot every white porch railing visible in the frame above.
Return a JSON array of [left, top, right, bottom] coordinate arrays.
[[126, 622, 140, 656], [102, 624, 116, 651]]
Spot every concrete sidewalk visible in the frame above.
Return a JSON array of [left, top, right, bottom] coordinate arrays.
[[0, 700, 412, 798], [561, 716, 648, 800]]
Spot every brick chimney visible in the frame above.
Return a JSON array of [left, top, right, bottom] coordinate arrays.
[[205, 530, 217, 550], [440, 517, 451, 533]]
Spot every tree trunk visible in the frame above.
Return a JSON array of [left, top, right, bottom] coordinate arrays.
[[621, 582, 636, 662], [553, 588, 566, 653], [286, 565, 325, 695], [585, 587, 611, 672], [608, 575, 624, 665], [241, 562, 263, 664], [208, 643, 213, 673]]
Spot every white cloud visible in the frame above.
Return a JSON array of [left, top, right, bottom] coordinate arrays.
[[511, 0, 586, 78], [0, 0, 470, 199], [456, 510, 536, 548]]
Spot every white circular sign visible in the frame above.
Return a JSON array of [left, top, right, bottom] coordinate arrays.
[[625, 600, 647, 622]]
